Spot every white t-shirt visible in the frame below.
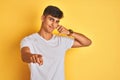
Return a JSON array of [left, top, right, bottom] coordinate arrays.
[[20, 33, 74, 80]]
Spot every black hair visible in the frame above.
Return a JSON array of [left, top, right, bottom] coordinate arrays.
[[43, 5, 63, 19]]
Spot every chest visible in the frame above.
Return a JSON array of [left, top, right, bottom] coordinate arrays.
[[30, 40, 65, 58]]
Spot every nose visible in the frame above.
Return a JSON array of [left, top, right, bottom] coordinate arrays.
[[52, 22, 58, 28]]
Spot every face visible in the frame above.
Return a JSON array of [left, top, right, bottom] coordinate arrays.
[[41, 15, 60, 33]]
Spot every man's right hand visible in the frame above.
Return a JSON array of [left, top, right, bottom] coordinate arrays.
[[21, 47, 43, 65], [29, 54, 43, 65]]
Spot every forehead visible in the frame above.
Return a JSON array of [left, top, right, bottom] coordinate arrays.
[[46, 15, 60, 21]]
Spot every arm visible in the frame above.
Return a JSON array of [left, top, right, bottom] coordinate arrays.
[[57, 25, 92, 48], [21, 47, 43, 65], [69, 32, 92, 48]]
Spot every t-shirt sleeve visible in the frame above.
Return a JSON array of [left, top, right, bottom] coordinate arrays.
[[20, 37, 33, 51], [61, 36, 74, 50]]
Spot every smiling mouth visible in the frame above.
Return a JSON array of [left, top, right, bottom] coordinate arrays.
[[49, 26, 54, 30]]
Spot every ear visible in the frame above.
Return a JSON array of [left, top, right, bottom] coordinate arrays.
[[41, 15, 45, 22]]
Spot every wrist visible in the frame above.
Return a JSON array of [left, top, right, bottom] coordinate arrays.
[[67, 29, 74, 36]]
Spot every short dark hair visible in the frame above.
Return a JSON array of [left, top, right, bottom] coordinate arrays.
[[43, 5, 63, 19]]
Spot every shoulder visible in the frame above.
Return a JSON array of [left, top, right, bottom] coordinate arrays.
[[21, 33, 38, 42], [54, 34, 74, 41]]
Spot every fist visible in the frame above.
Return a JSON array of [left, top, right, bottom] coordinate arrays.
[[30, 54, 43, 65], [57, 25, 69, 35]]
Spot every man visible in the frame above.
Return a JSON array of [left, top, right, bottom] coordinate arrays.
[[20, 5, 92, 80]]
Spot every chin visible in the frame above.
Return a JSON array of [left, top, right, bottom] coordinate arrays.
[[47, 29, 53, 33]]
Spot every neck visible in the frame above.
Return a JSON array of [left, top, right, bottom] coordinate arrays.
[[38, 28, 53, 40]]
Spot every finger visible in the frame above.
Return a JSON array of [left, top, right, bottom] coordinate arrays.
[[36, 57, 41, 65], [32, 55, 37, 63], [58, 26, 64, 32], [37, 54, 43, 65], [39, 57, 43, 65], [30, 56, 33, 63], [57, 25, 62, 30], [56, 25, 61, 29], [59, 28, 64, 33], [35, 54, 42, 65], [38, 54, 42, 57]]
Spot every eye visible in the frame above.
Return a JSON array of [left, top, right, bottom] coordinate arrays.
[[49, 18, 54, 22], [56, 20, 60, 23]]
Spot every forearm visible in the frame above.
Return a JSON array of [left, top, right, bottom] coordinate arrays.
[[21, 52, 32, 63], [21, 47, 43, 65], [69, 32, 92, 46], [57, 25, 92, 46]]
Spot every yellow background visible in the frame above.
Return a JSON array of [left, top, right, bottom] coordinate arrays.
[[0, 0, 120, 80]]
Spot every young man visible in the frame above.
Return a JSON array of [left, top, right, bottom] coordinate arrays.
[[20, 5, 92, 80]]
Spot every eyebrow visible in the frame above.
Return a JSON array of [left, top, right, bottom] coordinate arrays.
[[49, 16, 60, 23]]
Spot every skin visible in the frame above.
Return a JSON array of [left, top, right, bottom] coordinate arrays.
[[21, 15, 92, 65]]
